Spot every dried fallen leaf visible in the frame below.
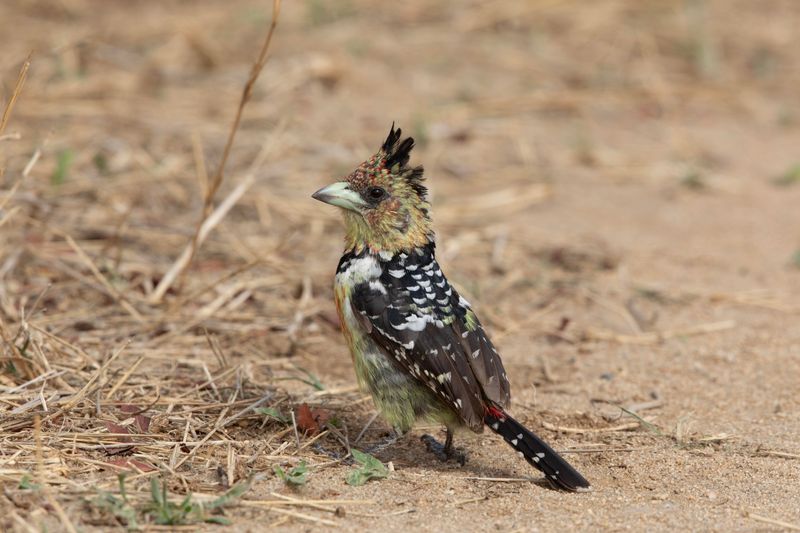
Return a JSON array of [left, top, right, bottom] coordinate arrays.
[[134, 414, 151, 432], [104, 421, 132, 443], [296, 403, 329, 435], [118, 404, 151, 432]]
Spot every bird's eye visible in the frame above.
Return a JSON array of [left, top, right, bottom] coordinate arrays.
[[368, 187, 386, 201]]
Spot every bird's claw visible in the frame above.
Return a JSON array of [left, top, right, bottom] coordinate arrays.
[[420, 434, 467, 466]]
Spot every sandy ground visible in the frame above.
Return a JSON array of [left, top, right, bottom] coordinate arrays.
[[1, 0, 799, 531]]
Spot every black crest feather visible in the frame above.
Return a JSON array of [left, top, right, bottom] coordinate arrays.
[[382, 123, 414, 169], [381, 123, 427, 198], [382, 122, 402, 153]]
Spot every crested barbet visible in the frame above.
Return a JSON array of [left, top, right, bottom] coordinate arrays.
[[312, 124, 590, 491]]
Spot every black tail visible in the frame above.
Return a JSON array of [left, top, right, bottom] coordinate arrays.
[[485, 408, 590, 492]]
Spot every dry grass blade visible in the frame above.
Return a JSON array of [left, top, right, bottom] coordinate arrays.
[[746, 512, 800, 531], [41, 340, 129, 424], [64, 234, 144, 322], [150, 0, 282, 303], [0, 53, 31, 135], [540, 420, 642, 434], [205, 0, 282, 209], [254, 492, 374, 511], [263, 507, 337, 527], [760, 450, 800, 460], [148, 174, 256, 303], [172, 394, 273, 469], [104, 355, 144, 399], [450, 496, 489, 507]]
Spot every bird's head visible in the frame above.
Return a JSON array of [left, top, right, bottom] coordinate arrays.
[[312, 124, 433, 254]]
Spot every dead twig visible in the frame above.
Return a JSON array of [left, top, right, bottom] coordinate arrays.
[[759, 450, 800, 460], [746, 512, 800, 531], [541, 420, 642, 434], [64, 234, 144, 322], [0, 53, 31, 136], [150, 0, 282, 303]]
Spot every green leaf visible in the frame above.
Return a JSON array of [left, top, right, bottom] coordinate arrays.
[[791, 249, 800, 269], [91, 480, 139, 530], [346, 449, 388, 486], [18, 474, 40, 490], [273, 366, 326, 391], [91, 475, 247, 528], [772, 164, 800, 187], [255, 407, 288, 424], [680, 169, 706, 190], [117, 474, 129, 503], [295, 365, 325, 391], [51, 149, 73, 186], [149, 478, 164, 507], [207, 478, 252, 509], [274, 461, 308, 486]]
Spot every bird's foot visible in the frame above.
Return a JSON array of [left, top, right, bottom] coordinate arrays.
[[420, 434, 467, 466]]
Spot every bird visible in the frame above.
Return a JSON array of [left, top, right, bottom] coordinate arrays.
[[312, 124, 590, 491]]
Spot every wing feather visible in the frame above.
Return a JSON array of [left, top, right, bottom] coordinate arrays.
[[349, 246, 510, 430]]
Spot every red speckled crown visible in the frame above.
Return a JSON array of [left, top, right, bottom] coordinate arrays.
[[353, 123, 427, 199]]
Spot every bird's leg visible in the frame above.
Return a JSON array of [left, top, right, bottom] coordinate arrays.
[[421, 428, 467, 466]]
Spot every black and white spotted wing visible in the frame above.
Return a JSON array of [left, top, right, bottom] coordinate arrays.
[[347, 244, 511, 430]]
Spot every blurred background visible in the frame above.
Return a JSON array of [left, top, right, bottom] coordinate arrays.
[[1, 0, 799, 530]]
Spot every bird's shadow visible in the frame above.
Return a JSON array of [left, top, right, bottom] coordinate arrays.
[[356, 424, 560, 492]]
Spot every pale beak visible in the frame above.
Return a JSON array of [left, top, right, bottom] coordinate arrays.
[[311, 181, 368, 212]]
